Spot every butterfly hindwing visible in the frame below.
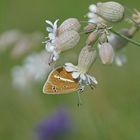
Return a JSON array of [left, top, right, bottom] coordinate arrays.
[[43, 67, 79, 94]]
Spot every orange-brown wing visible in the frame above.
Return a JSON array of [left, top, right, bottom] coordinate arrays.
[[43, 67, 79, 94]]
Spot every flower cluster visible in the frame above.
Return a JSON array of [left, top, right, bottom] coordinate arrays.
[[42, 1, 140, 95], [1, 1, 139, 94]]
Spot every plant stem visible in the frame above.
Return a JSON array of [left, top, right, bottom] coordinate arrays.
[[110, 28, 140, 47]]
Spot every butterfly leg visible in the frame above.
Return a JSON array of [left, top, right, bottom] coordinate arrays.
[[89, 83, 96, 90], [48, 54, 54, 65], [76, 84, 85, 106], [77, 90, 83, 107], [49, 54, 57, 66]]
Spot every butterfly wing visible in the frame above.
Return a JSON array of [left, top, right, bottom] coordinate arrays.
[[43, 67, 79, 94]]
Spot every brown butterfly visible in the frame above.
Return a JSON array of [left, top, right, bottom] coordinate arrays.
[[43, 67, 80, 94]]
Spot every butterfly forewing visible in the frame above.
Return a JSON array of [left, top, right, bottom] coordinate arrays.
[[43, 67, 79, 94]]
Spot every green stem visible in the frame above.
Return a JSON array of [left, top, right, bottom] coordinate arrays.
[[110, 28, 140, 47]]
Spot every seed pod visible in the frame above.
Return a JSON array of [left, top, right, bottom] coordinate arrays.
[[84, 23, 97, 33], [58, 18, 81, 35], [99, 42, 114, 64], [96, 2, 124, 22], [78, 46, 97, 73], [86, 32, 98, 45], [108, 28, 132, 51], [54, 30, 80, 52]]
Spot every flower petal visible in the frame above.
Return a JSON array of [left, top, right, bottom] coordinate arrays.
[[87, 12, 97, 19], [45, 43, 55, 52], [65, 66, 77, 72], [45, 20, 54, 27], [53, 51, 59, 61], [88, 75, 98, 84], [48, 33, 55, 40], [80, 73, 86, 81], [89, 4, 97, 13], [53, 19, 59, 34], [64, 63, 78, 72], [88, 19, 98, 24], [46, 27, 53, 33], [72, 72, 80, 79], [86, 75, 91, 84], [65, 63, 75, 67]]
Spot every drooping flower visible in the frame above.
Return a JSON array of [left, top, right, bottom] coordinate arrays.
[[35, 107, 73, 140], [64, 46, 98, 90], [96, 2, 124, 22], [87, 1, 124, 24], [44, 19, 80, 63], [98, 42, 114, 64]]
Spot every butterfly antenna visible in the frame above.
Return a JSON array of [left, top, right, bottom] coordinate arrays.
[[77, 90, 83, 107]]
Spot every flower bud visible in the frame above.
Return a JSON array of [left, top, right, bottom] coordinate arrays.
[[78, 46, 97, 73], [84, 23, 97, 33], [99, 42, 114, 64], [96, 1, 124, 22], [58, 18, 81, 35], [54, 30, 80, 52], [86, 32, 98, 45]]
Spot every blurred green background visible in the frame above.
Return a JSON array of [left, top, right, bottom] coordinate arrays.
[[0, 0, 140, 140]]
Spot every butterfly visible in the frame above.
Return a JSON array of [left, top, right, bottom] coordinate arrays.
[[43, 67, 80, 94]]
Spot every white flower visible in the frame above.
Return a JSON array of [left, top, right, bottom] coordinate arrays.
[[64, 63, 98, 89], [44, 19, 80, 63], [45, 19, 59, 42], [44, 20, 59, 59], [87, 4, 104, 24]]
